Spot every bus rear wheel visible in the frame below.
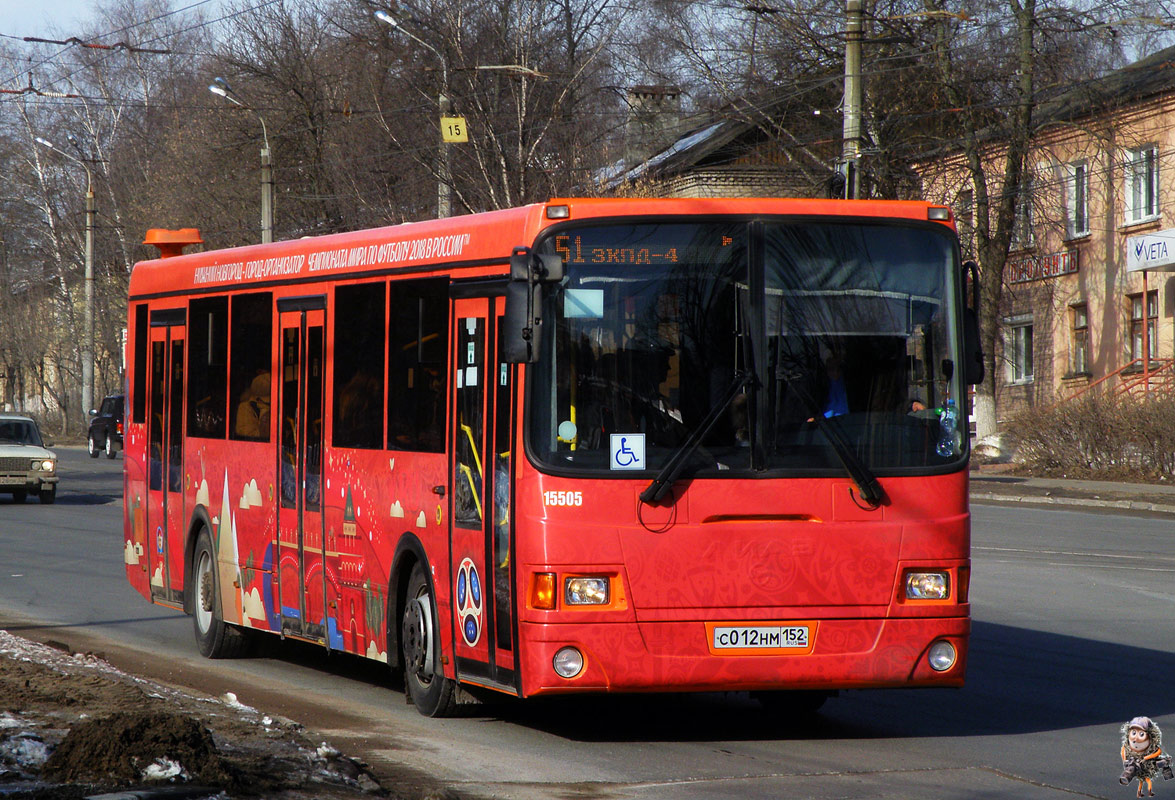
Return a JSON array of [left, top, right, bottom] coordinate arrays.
[[192, 529, 250, 659], [402, 563, 456, 717]]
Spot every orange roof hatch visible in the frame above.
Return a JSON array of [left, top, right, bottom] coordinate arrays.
[[144, 228, 203, 258]]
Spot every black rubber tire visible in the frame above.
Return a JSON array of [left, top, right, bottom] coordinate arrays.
[[191, 529, 251, 659], [38, 486, 56, 504], [11, 490, 26, 504], [105, 435, 117, 459], [402, 562, 457, 717], [87, 436, 100, 458]]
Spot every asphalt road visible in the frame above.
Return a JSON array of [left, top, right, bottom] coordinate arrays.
[[0, 447, 1172, 799]]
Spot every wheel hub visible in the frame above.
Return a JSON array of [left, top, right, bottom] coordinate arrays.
[[402, 596, 434, 678], [199, 569, 214, 613]]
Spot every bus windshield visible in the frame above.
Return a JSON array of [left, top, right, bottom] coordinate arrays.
[[528, 218, 964, 476]]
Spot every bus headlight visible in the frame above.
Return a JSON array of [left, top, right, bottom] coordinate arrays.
[[565, 577, 609, 605], [905, 571, 950, 600], [928, 640, 957, 672], [553, 647, 584, 678]]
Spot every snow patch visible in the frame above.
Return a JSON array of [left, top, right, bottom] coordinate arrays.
[[141, 756, 189, 781]]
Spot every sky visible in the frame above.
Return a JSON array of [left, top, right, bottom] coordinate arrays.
[[1, 0, 97, 39]]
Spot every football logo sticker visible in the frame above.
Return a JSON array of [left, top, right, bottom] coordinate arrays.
[[456, 557, 483, 646]]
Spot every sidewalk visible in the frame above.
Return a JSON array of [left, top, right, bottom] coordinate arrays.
[[970, 464, 1175, 515]]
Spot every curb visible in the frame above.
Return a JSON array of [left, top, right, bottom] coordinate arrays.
[[971, 491, 1175, 515]]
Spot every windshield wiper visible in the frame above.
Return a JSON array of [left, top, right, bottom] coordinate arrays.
[[640, 370, 755, 506], [789, 381, 887, 509]]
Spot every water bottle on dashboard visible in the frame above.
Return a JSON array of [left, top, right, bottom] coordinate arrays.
[[936, 398, 958, 457]]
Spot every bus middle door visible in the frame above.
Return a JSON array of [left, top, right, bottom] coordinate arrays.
[[450, 296, 517, 693], [145, 309, 185, 608], [276, 299, 327, 642]]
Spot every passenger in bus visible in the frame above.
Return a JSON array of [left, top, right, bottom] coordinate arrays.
[[234, 372, 271, 439], [821, 355, 849, 418], [336, 369, 381, 448]]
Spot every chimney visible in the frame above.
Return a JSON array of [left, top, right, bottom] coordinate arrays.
[[625, 85, 682, 166]]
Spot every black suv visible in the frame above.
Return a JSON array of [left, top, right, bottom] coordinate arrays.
[[88, 394, 124, 459]]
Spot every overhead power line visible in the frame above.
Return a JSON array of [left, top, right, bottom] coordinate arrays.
[[20, 36, 172, 54]]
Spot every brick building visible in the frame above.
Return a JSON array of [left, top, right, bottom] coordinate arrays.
[[918, 46, 1175, 422]]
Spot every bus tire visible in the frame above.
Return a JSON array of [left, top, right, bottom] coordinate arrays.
[[402, 562, 456, 717], [192, 528, 250, 659]]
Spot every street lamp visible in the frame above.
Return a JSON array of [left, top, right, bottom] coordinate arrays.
[[209, 77, 274, 243], [375, 9, 452, 218], [34, 135, 95, 427]]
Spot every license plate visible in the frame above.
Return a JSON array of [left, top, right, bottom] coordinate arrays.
[[706, 622, 816, 655], [0, 476, 26, 485]]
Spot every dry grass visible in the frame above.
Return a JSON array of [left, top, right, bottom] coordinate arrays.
[[1006, 394, 1175, 481]]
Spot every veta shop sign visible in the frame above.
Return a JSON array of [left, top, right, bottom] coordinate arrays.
[[1126, 229, 1175, 272], [1007, 250, 1079, 284]]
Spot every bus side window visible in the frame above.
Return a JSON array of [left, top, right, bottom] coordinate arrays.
[[333, 283, 386, 450], [229, 293, 273, 442], [188, 296, 228, 439], [388, 278, 448, 452]]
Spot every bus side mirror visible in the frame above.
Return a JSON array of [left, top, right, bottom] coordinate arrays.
[[504, 281, 541, 363], [509, 247, 563, 283], [504, 247, 563, 363], [962, 260, 984, 385]]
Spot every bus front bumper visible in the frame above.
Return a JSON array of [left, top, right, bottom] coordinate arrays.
[[518, 616, 969, 696]]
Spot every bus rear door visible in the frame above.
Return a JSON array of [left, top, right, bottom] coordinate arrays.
[[276, 299, 328, 642], [450, 296, 517, 692], [145, 309, 185, 608]]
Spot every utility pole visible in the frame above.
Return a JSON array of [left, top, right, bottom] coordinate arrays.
[[209, 78, 274, 242], [842, 0, 863, 199], [375, 10, 452, 218]]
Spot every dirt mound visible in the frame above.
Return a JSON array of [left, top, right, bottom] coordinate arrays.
[[42, 711, 234, 786]]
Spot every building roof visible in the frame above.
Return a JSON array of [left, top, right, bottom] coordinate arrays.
[[606, 90, 839, 191], [1034, 44, 1175, 127]]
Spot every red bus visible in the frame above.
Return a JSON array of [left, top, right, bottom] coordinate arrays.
[[124, 197, 978, 716]]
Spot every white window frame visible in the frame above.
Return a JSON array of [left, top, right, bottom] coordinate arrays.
[[1005, 315, 1034, 384], [1065, 161, 1089, 238], [1128, 290, 1158, 361], [1124, 145, 1160, 224], [1069, 302, 1089, 375]]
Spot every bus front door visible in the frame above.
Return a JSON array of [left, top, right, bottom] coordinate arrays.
[[145, 311, 185, 607], [276, 301, 327, 642], [450, 296, 517, 693]]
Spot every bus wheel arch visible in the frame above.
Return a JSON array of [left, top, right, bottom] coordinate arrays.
[[188, 514, 250, 659], [182, 507, 216, 617], [389, 534, 456, 717]]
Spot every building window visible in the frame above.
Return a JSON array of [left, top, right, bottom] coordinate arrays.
[[1066, 161, 1089, 238], [1011, 177, 1034, 249], [1125, 145, 1159, 224], [1129, 290, 1158, 361], [1069, 303, 1089, 375], [1006, 316, 1034, 384]]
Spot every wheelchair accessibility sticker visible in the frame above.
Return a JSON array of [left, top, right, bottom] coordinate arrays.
[[610, 433, 645, 470]]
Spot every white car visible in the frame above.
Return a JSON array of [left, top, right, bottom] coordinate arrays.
[[0, 415, 58, 504]]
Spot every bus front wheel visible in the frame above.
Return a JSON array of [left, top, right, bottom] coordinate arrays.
[[402, 563, 456, 717], [192, 529, 250, 659]]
